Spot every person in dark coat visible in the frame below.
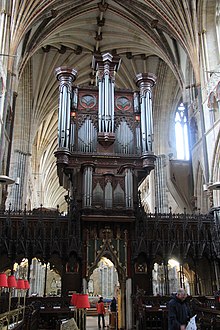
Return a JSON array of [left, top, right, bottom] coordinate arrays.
[[110, 297, 117, 312], [168, 288, 191, 330]]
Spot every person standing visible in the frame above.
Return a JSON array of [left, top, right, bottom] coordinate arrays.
[[109, 296, 117, 328], [96, 296, 106, 328], [110, 297, 117, 312], [168, 288, 191, 330]]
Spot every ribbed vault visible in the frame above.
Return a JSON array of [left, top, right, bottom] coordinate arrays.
[[7, 0, 212, 209]]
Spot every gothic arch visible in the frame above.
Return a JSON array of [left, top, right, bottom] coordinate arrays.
[[87, 240, 126, 284]]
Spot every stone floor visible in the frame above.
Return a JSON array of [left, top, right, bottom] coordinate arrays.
[[86, 316, 109, 329]]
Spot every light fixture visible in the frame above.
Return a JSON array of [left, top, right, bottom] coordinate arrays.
[[76, 294, 90, 309], [8, 275, 17, 288], [0, 273, 8, 287], [71, 293, 78, 306], [24, 280, 30, 290], [17, 279, 25, 290], [8, 275, 17, 322]]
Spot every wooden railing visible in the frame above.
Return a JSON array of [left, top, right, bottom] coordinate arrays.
[[0, 306, 24, 330]]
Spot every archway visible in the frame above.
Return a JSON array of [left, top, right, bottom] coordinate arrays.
[[86, 245, 127, 330], [88, 256, 119, 298], [86, 257, 119, 329], [12, 258, 62, 297], [152, 259, 193, 296]]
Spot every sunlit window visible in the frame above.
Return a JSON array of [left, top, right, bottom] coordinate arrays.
[[175, 103, 190, 160]]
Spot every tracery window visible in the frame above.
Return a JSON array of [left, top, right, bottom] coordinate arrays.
[[175, 103, 189, 160], [208, 91, 219, 125]]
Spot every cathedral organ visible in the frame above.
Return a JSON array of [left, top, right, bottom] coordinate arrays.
[[55, 53, 157, 219]]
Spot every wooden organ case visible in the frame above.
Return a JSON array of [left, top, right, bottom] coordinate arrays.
[[54, 53, 157, 327]]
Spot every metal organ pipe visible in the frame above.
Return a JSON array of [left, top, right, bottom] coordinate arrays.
[[55, 67, 77, 149], [136, 126, 141, 154], [104, 71, 109, 132], [146, 90, 153, 151], [83, 166, 93, 207], [111, 81, 114, 132], [133, 92, 140, 113], [78, 118, 97, 153], [72, 88, 78, 109], [102, 80, 105, 132], [140, 98, 147, 153], [125, 168, 133, 208], [93, 53, 120, 134], [70, 120, 75, 151], [135, 73, 156, 154], [87, 119, 89, 152], [98, 80, 102, 132]]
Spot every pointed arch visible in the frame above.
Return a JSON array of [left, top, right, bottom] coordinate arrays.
[[87, 240, 126, 283]]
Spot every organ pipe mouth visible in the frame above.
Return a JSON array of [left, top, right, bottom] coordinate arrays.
[[0, 175, 15, 185], [209, 182, 220, 190]]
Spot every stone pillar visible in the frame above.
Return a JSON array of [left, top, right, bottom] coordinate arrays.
[[135, 73, 157, 173], [155, 155, 168, 213], [163, 260, 170, 295], [55, 67, 77, 149], [0, 0, 11, 64], [7, 62, 32, 210]]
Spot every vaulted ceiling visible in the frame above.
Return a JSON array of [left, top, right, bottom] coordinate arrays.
[[8, 0, 211, 209]]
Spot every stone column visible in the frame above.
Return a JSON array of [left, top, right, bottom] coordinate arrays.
[[55, 67, 77, 150], [155, 155, 168, 212], [163, 259, 170, 295], [7, 62, 32, 210]]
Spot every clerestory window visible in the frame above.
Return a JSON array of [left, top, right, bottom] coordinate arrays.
[[175, 103, 190, 160]]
